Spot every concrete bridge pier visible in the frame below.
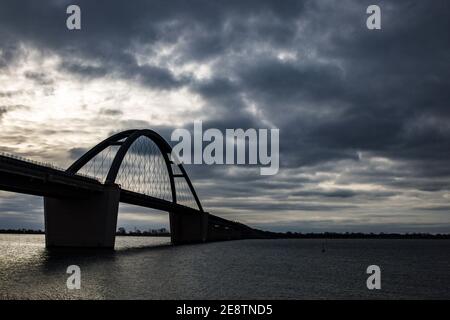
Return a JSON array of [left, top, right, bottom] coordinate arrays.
[[170, 211, 209, 245], [44, 184, 120, 249]]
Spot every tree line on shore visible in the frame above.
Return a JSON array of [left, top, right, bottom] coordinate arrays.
[[0, 228, 449, 239]]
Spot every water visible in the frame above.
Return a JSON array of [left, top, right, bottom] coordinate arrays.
[[0, 234, 449, 299]]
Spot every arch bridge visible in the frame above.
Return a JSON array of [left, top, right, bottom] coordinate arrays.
[[0, 129, 267, 248]]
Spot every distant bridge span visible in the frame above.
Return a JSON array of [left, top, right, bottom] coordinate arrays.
[[0, 129, 268, 249]]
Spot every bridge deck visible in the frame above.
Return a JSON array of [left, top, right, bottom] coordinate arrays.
[[0, 154, 202, 214], [0, 154, 103, 198]]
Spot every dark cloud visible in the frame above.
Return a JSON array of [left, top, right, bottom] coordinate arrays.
[[23, 71, 54, 86], [0, 90, 24, 98], [99, 108, 123, 117], [0, 105, 28, 120], [413, 206, 450, 212], [68, 147, 89, 161]]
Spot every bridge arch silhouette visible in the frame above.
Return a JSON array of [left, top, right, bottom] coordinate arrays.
[[67, 129, 203, 212], [0, 129, 267, 249]]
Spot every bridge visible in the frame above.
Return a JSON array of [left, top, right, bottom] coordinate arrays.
[[0, 129, 268, 249]]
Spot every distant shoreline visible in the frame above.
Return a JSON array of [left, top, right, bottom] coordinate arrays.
[[0, 229, 170, 237], [0, 229, 449, 239]]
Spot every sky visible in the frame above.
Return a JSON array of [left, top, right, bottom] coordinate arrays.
[[0, 0, 449, 233]]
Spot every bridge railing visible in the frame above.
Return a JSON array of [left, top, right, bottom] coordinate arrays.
[[0, 151, 100, 182]]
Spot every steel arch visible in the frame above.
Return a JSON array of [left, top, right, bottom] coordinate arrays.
[[66, 129, 204, 212]]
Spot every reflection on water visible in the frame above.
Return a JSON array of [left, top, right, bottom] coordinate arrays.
[[0, 234, 449, 299], [0, 235, 171, 299]]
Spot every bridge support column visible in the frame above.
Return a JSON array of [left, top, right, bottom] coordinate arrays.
[[170, 211, 209, 245], [44, 184, 120, 249]]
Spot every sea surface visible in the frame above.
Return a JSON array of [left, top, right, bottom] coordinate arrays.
[[0, 234, 449, 299]]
